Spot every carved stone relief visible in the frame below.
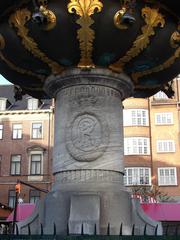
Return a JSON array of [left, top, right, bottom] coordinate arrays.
[[56, 169, 122, 184], [66, 112, 109, 161]]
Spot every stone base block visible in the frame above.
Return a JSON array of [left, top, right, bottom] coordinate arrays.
[[17, 185, 162, 235]]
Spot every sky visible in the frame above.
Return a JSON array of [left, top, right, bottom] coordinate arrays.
[[0, 75, 12, 85]]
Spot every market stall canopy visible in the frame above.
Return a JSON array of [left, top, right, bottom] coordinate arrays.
[[6, 204, 35, 222], [142, 203, 180, 221], [6, 202, 180, 223]]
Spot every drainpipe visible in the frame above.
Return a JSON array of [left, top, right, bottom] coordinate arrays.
[[148, 97, 154, 185], [47, 100, 55, 190]]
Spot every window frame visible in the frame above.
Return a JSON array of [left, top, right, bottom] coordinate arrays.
[[27, 98, 39, 110], [124, 137, 150, 155], [10, 155, 21, 176], [155, 112, 173, 125], [0, 124, 3, 139], [12, 123, 23, 139], [29, 190, 40, 204], [0, 98, 7, 111], [31, 122, 43, 139], [8, 190, 16, 208], [158, 167, 177, 186], [153, 91, 168, 99], [124, 167, 151, 186], [123, 109, 149, 126], [30, 153, 42, 176], [157, 140, 175, 153]]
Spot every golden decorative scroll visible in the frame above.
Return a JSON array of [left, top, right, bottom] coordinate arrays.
[[0, 34, 5, 49], [9, 9, 64, 75], [37, 0, 57, 31], [68, 0, 103, 68], [0, 34, 44, 80], [39, 6, 57, 31], [110, 7, 165, 73], [170, 24, 180, 48], [132, 29, 180, 83], [132, 48, 180, 83], [114, 7, 129, 30]]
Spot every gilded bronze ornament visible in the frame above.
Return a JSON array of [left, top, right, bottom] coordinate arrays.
[[132, 26, 180, 84], [0, 34, 5, 49], [110, 7, 165, 73], [68, 0, 103, 68], [9, 8, 64, 75], [170, 24, 180, 48], [114, 7, 129, 30], [114, 0, 136, 30], [38, 5, 57, 31], [132, 32, 180, 83], [32, 0, 57, 31], [0, 33, 44, 80]]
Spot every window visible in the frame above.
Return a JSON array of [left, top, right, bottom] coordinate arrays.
[[157, 140, 175, 153], [0, 98, 7, 111], [124, 137, 150, 155], [12, 124, 22, 139], [32, 123, 42, 139], [8, 190, 16, 208], [10, 155, 21, 175], [30, 154, 42, 175], [154, 91, 168, 99], [29, 190, 40, 204], [123, 109, 149, 126], [27, 98, 39, 110], [124, 167, 151, 186], [155, 112, 173, 125], [0, 124, 3, 139], [158, 167, 177, 185]]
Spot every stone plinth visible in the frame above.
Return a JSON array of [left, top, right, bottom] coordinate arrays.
[[17, 68, 162, 235]]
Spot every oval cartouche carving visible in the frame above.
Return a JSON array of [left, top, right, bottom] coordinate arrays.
[[66, 113, 109, 161]]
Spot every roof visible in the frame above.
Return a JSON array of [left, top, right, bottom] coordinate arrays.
[[0, 85, 52, 110], [141, 203, 180, 221], [6, 203, 35, 222]]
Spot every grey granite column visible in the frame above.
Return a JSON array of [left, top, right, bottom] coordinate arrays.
[[17, 68, 162, 235], [44, 68, 134, 234], [45, 68, 133, 179]]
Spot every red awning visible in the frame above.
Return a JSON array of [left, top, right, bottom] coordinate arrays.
[[6, 203, 35, 222], [141, 203, 180, 221], [6, 203, 180, 222]]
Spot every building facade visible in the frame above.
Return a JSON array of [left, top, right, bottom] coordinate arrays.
[[0, 85, 54, 208], [123, 76, 180, 201]]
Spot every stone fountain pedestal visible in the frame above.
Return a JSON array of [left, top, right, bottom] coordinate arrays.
[[18, 68, 162, 235]]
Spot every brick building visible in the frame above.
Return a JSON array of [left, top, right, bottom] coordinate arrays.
[[0, 85, 54, 208], [0, 77, 180, 209], [123, 76, 180, 201]]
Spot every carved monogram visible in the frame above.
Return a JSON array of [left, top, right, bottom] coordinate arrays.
[[66, 113, 109, 161]]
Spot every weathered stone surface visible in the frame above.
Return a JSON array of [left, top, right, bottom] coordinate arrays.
[[18, 69, 162, 235]]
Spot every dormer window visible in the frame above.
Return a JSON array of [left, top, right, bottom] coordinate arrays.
[[27, 98, 39, 110], [0, 98, 7, 111], [153, 91, 168, 99]]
